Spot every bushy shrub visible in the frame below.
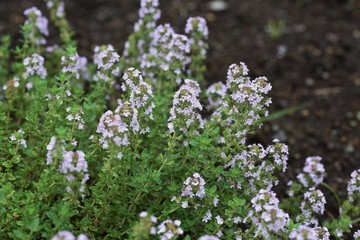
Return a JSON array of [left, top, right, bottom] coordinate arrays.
[[0, 0, 359, 239]]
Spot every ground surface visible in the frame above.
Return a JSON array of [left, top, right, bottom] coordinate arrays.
[[1, 0, 359, 221]]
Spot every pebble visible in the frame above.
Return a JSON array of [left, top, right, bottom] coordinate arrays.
[[276, 44, 287, 59], [207, 0, 228, 12], [305, 78, 315, 86]]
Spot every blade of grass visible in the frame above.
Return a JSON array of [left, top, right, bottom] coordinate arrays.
[[257, 102, 310, 124]]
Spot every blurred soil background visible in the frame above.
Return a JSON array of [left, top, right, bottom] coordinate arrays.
[[0, 0, 360, 222]]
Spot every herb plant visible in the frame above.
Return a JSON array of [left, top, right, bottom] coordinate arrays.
[[0, 0, 359, 239]]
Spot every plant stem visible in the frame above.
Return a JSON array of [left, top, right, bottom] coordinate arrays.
[[320, 182, 341, 208]]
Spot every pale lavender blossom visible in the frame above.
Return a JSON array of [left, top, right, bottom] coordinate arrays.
[[61, 52, 88, 79], [298, 188, 326, 226], [65, 107, 85, 130], [206, 82, 227, 110], [297, 156, 325, 188], [51, 230, 88, 240], [123, 0, 160, 58], [335, 228, 343, 238], [141, 24, 190, 84], [115, 100, 140, 133], [2, 77, 20, 90], [97, 100, 140, 149], [255, 205, 289, 238], [215, 215, 223, 225], [93, 45, 120, 82], [23, 53, 47, 79], [185, 17, 209, 39], [9, 129, 27, 148], [202, 210, 212, 223], [59, 150, 89, 197], [183, 79, 201, 97], [314, 227, 330, 240], [289, 225, 318, 240], [139, 211, 157, 235], [181, 173, 206, 199], [157, 219, 183, 240], [354, 230, 360, 240], [212, 62, 272, 144], [266, 139, 289, 172], [46, 136, 57, 164], [198, 235, 219, 240], [248, 189, 289, 239], [121, 68, 155, 127], [45, 0, 65, 18], [24, 7, 49, 45], [250, 189, 280, 213], [347, 169, 360, 202], [168, 82, 204, 135], [185, 17, 209, 79], [97, 110, 130, 149]]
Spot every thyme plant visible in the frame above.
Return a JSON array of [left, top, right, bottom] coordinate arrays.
[[0, 0, 359, 239]]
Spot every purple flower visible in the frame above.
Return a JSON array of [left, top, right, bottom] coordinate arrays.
[[24, 7, 49, 45], [181, 172, 206, 199], [347, 169, 360, 202], [23, 53, 47, 79]]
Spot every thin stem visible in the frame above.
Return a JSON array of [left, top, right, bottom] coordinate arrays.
[[352, 218, 360, 224], [320, 182, 341, 208]]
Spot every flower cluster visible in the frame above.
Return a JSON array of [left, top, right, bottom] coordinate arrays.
[[135, 212, 184, 240], [137, 0, 160, 30], [45, 0, 65, 18], [247, 189, 289, 239], [23, 7, 49, 45], [59, 150, 89, 198], [181, 172, 206, 199], [121, 67, 155, 133], [298, 188, 326, 226], [347, 169, 360, 202], [3, 77, 20, 91], [226, 62, 272, 120], [185, 17, 208, 81], [61, 52, 88, 79], [9, 129, 27, 148], [138, 211, 158, 236], [23, 53, 47, 80], [185, 17, 209, 43], [65, 106, 85, 130], [296, 156, 325, 188], [123, 0, 160, 59], [141, 24, 190, 84], [224, 140, 288, 192], [289, 225, 330, 240], [206, 82, 227, 110], [266, 139, 289, 172], [354, 230, 360, 240], [157, 219, 184, 240], [212, 62, 272, 144], [168, 80, 204, 136], [93, 45, 120, 82], [198, 235, 220, 240], [97, 98, 142, 151], [46, 136, 58, 165], [97, 110, 130, 149], [51, 230, 88, 240]]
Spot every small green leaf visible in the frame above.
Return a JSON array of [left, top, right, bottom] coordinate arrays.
[[13, 229, 28, 240]]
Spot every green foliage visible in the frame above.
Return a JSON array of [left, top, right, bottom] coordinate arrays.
[[267, 18, 286, 40]]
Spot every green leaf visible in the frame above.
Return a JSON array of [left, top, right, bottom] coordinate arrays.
[[13, 229, 28, 240], [26, 216, 40, 232], [55, 127, 67, 138]]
